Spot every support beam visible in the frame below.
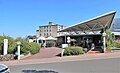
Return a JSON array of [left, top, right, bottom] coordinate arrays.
[[77, 25, 86, 34], [85, 24, 96, 34]]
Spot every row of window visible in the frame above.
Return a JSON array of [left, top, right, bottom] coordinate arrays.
[[44, 30, 51, 32], [40, 33, 51, 36], [44, 26, 51, 28], [44, 33, 51, 36], [39, 29, 51, 32]]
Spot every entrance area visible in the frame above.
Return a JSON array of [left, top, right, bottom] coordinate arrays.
[[57, 34, 103, 52], [83, 36, 92, 48], [58, 11, 116, 53]]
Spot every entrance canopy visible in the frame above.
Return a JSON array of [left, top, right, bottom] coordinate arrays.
[[46, 36, 57, 40], [37, 36, 46, 40], [59, 11, 116, 34]]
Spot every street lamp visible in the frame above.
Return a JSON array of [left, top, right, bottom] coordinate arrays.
[[102, 32, 106, 52], [16, 41, 21, 60]]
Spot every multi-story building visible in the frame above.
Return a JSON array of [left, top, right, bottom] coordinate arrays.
[[36, 22, 66, 38]]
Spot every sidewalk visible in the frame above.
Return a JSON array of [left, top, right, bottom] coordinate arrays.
[[1, 51, 120, 66]]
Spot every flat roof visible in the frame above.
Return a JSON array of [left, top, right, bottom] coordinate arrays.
[[59, 11, 116, 34]]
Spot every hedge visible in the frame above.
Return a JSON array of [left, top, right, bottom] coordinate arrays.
[[114, 42, 120, 48], [64, 46, 85, 56], [0, 36, 41, 56], [29, 42, 41, 54]]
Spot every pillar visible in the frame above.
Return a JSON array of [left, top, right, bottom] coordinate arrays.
[[4, 39, 8, 55], [17, 45, 20, 60]]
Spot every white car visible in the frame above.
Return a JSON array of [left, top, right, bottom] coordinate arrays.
[[0, 64, 10, 73]]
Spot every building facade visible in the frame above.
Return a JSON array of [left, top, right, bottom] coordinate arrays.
[[57, 11, 117, 52], [36, 22, 66, 38]]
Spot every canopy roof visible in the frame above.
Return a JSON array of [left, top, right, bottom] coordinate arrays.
[[37, 36, 46, 40], [59, 11, 116, 34], [46, 36, 57, 40]]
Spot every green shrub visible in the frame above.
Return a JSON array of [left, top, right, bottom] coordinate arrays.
[[20, 41, 31, 55], [46, 40, 55, 47], [7, 37, 16, 54], [64, 46, 85, 56], [114, 42, 120, 48], [29, 42, 41, 54], [0, 36, 16, 54], [105, 29, 115, 50], [0, 36, 41, 55], [15, 37, 40, 55]]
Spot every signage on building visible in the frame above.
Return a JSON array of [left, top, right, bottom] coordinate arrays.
[[67, 36, 71, 43]]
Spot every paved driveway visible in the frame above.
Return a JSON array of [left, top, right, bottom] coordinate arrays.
[[23, 47, 63, 60]]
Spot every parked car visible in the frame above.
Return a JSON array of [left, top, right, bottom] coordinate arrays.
[[0, 64, 10, 73]]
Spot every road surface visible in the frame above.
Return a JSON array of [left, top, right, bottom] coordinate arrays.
[[9, 57, 120, 73]]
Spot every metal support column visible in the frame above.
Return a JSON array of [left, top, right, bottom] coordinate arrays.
[[65, 35, 66, 44]]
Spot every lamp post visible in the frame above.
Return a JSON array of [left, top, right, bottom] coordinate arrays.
[[102, 31, 106, 52], [16, 41, 21, 60]]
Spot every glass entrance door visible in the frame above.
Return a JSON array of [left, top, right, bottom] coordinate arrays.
[[83, 36, 93, 48]]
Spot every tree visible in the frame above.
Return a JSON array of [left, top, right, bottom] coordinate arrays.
[[105, 29, 115, 50], [27, 35, 37, 39], [15, 37, 31, 55], [0, 35, 41, 55], [0, 36, 16, 54], [70, 39, 77, 46]]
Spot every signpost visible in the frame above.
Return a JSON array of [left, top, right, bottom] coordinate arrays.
[[17, 41, 21, 60], [67, 36, 71, 46]]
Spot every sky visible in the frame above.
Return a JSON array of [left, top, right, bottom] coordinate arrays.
[[0, 0, 120, 38]]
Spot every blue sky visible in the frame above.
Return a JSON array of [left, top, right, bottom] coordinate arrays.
[[0, 0, 120, 38]]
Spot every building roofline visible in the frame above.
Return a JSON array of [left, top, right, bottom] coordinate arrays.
[[39, 24, 65, 27], [59, 11, 116, 32]]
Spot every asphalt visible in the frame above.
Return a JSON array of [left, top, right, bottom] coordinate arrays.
[[1, 49, 120, 73], [1, 51, 120, 66], [9, 57, 120, 73]]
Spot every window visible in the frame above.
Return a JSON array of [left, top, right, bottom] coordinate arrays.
[[50, 30, 51, 32], [33, 40, 36, 42], [44, 33, 46, 36], [44, 30, 46, 32], [39, 40, 41, 43]]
